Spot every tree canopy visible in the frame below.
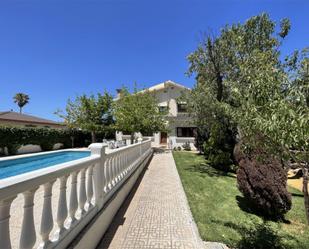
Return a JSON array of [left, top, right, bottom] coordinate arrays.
[[56, 92, 114, 143], [113, 88, 167, 142], [186, 13, 309, 222], [13, 93, 30, 114]]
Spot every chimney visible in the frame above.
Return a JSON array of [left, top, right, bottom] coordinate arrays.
[[116, 89, 123, 99]]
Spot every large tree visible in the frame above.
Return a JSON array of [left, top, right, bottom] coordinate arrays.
[[13, 93, 30, 114], [113, 88, 167, 143], [187, 13, 309, 220], [56, 92, 114, 143]]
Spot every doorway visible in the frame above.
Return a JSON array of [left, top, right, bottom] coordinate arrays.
[[160, 132, 167, 144]]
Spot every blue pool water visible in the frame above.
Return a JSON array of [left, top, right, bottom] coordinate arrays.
[[0, 151, 91, 179]]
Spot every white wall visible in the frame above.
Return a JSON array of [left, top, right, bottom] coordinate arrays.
[[152, 86, 189, 117], [17, 144, 42, 154]]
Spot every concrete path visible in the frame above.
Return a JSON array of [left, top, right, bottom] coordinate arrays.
[[97, 151, 204, 249]]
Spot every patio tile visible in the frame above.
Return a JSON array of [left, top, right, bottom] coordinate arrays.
[[96, 151, 203, 249]]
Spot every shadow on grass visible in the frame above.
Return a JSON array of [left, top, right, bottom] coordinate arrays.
[[235, 222, 298, 249], [213, 218, 301, 249], [236, 195, 291, 224], [291, 192, 304, 197], [185, 161, 236, 178]]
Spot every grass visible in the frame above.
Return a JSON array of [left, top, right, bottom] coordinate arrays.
[[173, 151, 309, 249]]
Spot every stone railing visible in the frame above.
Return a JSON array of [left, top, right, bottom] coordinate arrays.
[[0, 139, 152, 249]]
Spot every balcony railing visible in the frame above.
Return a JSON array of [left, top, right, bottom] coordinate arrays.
[[0, 139, 152, 249]]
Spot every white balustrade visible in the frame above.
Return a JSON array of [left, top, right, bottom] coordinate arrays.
[[0, 139, 152, 249], [0, 196, 16, 249], [40, 181, 55, 248], [20, 188, 38, 249], [79, 169, 87, 215], [57, 176, 68, 236], [86, 165, 94, 208], [69, 172, 78, 225]]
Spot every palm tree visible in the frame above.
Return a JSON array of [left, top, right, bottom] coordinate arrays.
[[13, 93, 30, 114]]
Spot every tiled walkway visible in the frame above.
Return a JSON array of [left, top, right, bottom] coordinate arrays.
[[97, 151, 203, 249]]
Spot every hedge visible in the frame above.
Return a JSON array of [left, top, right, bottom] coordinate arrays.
[[0, 126, 115, 155]]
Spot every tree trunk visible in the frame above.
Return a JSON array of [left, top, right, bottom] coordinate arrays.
[[91, 131, 96, 143], [302, 167, 309, 224], [70, 136, 75, 148], [19, 107, 22, 114], [130, 133, 135, 145], [216, 73, 223, 102]]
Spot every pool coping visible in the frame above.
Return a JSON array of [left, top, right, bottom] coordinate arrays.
[[0, 148, 89, 162], [0, 148, 97, 192]]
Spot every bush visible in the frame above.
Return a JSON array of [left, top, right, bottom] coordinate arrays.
[[40, 141, 54, 151], [194, 127, 209, 153], [0, 126, 115, 156], [203, 122, 236, 172], [7, 144, 20, 155], [235, 143, 292, 219], [182, 142, 191, 151], [237, 222, 286, 249]]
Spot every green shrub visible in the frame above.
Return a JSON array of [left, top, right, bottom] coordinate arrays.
[[0, 126, 115, 156], [40, 141, 54, 151], [182, 142, 191, 151], [203, 122, 236, 172], [7, 144, 20, 155], [194, 127, 209, 153]]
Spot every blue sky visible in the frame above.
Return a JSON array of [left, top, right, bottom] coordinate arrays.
[[0, 0, 308, 121]]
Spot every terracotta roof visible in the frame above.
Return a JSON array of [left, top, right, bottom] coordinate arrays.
[[0, 111, 65, 126]]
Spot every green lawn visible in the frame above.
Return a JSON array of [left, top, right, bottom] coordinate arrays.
[[173, 151, 309, 249]]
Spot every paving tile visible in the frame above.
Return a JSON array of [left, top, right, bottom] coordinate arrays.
[[97, 151, 203, 249]]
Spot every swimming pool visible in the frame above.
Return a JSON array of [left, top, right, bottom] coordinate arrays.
[[0, 151, 91, 179]]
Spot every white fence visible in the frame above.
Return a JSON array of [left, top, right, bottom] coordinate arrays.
[[0, 139, 152, 249]]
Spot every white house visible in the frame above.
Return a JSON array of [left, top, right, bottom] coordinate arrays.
[[116, 80, 197, 149]]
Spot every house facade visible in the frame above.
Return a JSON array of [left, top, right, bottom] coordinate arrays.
[[116, 80, 197, 149]]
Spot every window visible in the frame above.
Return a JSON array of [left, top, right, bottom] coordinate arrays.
[[177, 103, 188, 113], [159, 106, 168, 113], [176, 127, 197, 137]]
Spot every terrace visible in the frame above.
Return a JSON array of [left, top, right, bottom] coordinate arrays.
[[0, 140, 204, 249]]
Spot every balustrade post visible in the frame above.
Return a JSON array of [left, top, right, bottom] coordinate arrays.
[[88, 143, 107, 210], [20, 187, 39, 249], [40, 180, 56, 248], [69, 171, 78, 225], [0, 196, 16, 249], [57, 175, 69, 237], [138, 138, 143, 157], [86, 165, 94, 208], [79, 169, 87, 215]]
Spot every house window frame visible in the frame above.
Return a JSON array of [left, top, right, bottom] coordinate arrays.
[[158, 106, 168, 113], [176, 127, 197, 137], [177, 103, 188, 113]]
